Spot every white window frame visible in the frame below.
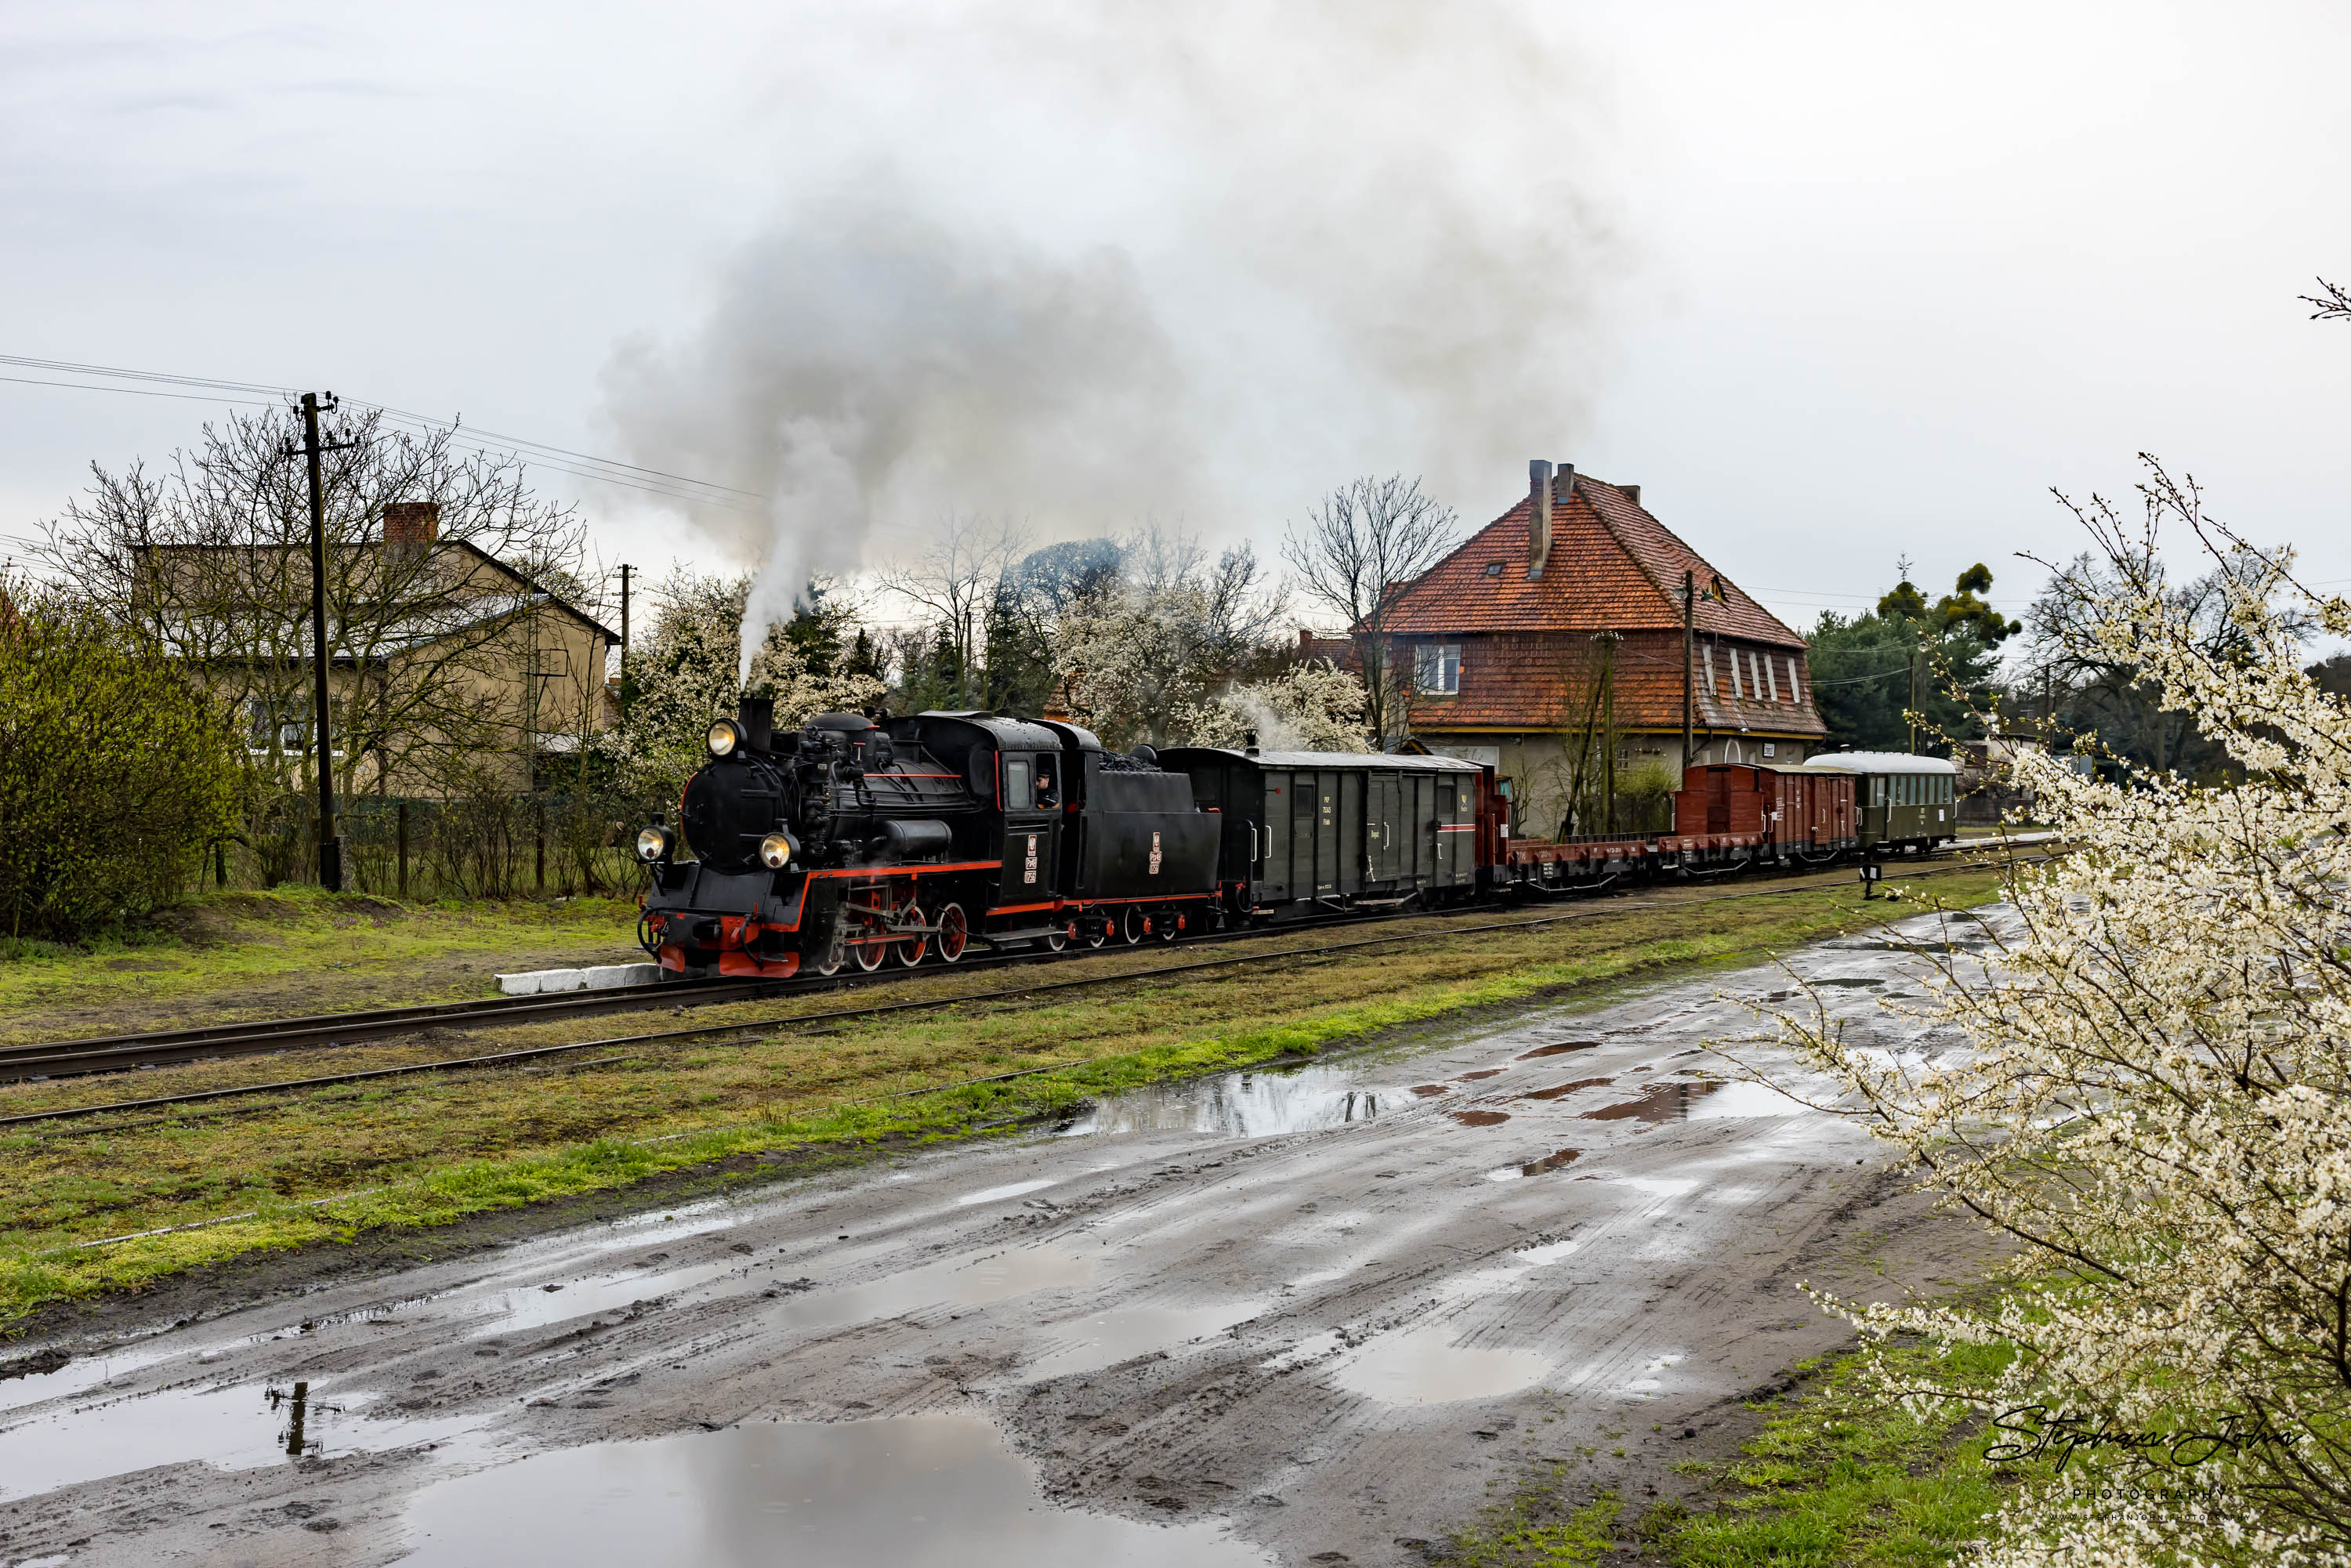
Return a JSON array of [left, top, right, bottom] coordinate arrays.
[[1786, 656, 1802, 704], [1762, 652, 1780, 702], [1415, 642, 1462, 695], [1704, 643, 1717, 697], [1728, 645, 1744, 700]]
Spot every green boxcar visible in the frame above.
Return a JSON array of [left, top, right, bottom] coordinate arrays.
[[1795, 751, 1958, 855]]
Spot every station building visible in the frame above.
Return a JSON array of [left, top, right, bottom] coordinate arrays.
[[1373, 462, 1826, 838]]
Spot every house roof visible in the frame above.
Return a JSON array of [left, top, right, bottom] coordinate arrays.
[[1375, 476, 1804, 649], [136, 538, 618, 643]]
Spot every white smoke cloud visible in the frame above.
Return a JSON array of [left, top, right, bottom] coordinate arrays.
[[601, 1, 1621, 675]]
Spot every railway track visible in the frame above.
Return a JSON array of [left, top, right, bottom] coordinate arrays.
[[0, 848, 2049, 1131]]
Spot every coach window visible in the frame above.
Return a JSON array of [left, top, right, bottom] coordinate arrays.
[[1034, 756, 1059, 807], [1005, 756, 1034, 810], [1415, 643, 1461, 695]]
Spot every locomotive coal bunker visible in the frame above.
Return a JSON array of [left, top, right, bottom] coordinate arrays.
[[636, 697, 1222, 976]]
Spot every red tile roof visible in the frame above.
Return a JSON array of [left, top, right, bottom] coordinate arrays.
[[1406, 631, 1826, 737], [1374, 476, 1804, 649]]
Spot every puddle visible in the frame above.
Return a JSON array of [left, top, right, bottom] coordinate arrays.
[[1449, 1110, 1510, 1128], [1516, 1041, 1599, 1059], [1329, 1328, 1553, 1407], [395, 1412, 1270, 1566], [1486, 1148, 1582, 1181], [1455, 1069, 1503, 1081], [0, 1378, 473, 1502], [1809, 976, 1885, 989], [1521, 1077, 1612, 1102], [1060, 1066, 1387, 1137], [1686, 1081, 1806, 1119], [1580, 1081, 1723, 1123], [1410, 1085, 1450, 1097], [958, 1179, 1058, 1207], [1019, 1298, 1268, 1382]]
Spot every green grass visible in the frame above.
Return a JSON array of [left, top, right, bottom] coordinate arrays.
[[0, 870, 2005, 1332], [0, 886, 643, 1044], [1661, 1338, 2032, 1567]]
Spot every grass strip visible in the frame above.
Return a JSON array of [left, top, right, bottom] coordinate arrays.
[[0, 872, 2001, 1332]]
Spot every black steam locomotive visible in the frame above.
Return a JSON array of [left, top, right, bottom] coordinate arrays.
[[638, 698, 1224, 976], [634, 697, 1499, 976]]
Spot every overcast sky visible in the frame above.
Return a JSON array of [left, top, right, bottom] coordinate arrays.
[[5, 1, 2346, 644]]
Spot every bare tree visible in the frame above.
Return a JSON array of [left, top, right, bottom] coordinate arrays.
[[874, 514, 1028, 709], [1283, 475, 1458, 746], [32, 403, 593, 880]]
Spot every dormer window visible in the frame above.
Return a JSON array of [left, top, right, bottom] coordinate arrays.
[[1415, 642, 1462, 694]]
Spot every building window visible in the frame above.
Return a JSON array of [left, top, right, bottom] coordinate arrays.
[[1762, 742, 1777, 759], [1728, 646, 1744, 700], [1415, 643, 1462, 694], [1483, 561, 1505, 578], [1786, 657, 1802, 704], [1762, 652, 1779, 702], [1704, 644, 1717, 697]]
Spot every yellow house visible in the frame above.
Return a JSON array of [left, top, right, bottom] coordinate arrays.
[[137, 502, 617, 799]]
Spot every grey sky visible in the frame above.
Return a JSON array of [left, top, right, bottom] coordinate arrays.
[[4, 1, 2346, 643]]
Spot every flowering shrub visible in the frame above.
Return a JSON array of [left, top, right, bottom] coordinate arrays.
[[1764, 467, 2351, 1564], [1175, 659, 1370, 752]]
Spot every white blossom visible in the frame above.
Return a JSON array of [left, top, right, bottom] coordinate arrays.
[[1760, 465, 2351, 1564]]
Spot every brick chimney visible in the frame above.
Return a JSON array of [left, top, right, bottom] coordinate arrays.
[[1526, 460, 1552, 581], [1621, 483, 1640, 508], [382, 502, 440, 547]]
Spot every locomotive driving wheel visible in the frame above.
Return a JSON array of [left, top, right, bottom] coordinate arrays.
[[1121, 907, 1147, 944], [1044, 922, 1069, 953], [1085, 917, 1107, 949], [810, 932, 845, 977], [1156, 908, 1179, 943], [893, 904, 930, 968], [934, 903, 969, 963]]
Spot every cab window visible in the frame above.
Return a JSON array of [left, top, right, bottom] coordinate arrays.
[[1005, 757, 1034, 810], [1034, 757, 1059, 807]]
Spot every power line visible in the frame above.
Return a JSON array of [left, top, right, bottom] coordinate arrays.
[[0, 349, 768, 515]]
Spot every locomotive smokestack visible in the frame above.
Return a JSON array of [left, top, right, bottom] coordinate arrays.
[[737, 693, 775, 751], [1526, 460, 1552, 581]]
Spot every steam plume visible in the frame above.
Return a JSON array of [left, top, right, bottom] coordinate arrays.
[[603, 1, 1618, 675]]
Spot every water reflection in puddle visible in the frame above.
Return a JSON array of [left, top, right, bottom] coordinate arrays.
[[1516, 1041, 1599, 1059], [1580, 1081, 1722, 1123], [0, 1378, 470, 1502], [1484, 1148, 1582, 1182], [395, 1413, 1270, 1566], [1059, 1066, 1388, 1138], [1521, 1077, 1611, 1102], [1330, 1329, 1552, 1407]]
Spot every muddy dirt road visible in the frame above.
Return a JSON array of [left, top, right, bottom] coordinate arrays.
[[2, 908, 2001, 1566]]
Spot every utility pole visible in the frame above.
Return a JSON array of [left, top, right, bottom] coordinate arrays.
[[1680, 569, 1695, 781], [618, 563, 632, 718], [295, 393, 360, 893], [1907, 634, 1922, 756]]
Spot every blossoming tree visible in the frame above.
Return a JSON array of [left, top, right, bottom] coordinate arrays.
[[1767, 463, 2351, 1563]]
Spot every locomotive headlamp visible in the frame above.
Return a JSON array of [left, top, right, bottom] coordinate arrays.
[[706, 719, 743, 758], [758, 832, 793, 869], [636, 825, 676, 863]]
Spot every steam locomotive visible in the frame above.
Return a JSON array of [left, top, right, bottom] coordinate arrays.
[[634, 697, 1954, 977]]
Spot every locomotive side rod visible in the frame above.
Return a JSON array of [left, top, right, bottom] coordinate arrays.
[[1, 849, 2053, 1132]]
